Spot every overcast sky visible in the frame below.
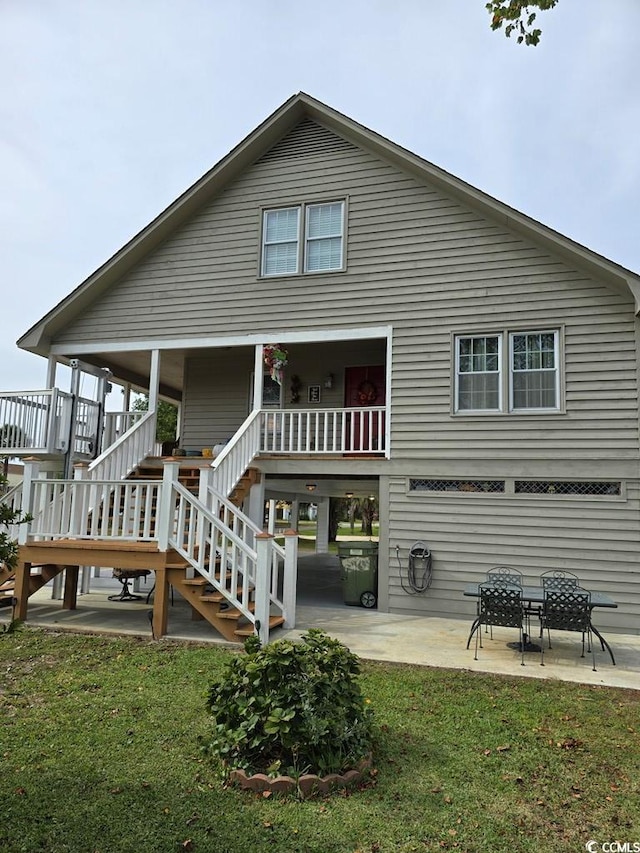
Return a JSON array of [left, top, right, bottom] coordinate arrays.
[[1, 0, 639, 396]]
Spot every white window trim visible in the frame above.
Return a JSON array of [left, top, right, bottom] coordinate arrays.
[[261, 200, 345, 277], [508, 330, 560, 413], [453, 328, 562, 415], [454, 333, 502, 414]]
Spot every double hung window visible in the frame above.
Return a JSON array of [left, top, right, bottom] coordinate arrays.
[[261, 201, 345, 276], [455, 329, 560, 413]]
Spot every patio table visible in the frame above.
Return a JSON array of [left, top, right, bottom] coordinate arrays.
[[463, 583, 617, 656]]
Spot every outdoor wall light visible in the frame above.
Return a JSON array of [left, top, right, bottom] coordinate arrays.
[[345, 491, 354, 499], [305, 483, 317, 492], [324, 373, 334, 389]]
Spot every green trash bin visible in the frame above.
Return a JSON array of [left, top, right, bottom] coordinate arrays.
[[338, 541, 378, 608]]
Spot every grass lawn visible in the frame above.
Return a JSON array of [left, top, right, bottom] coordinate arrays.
[[1, 628, 638, 853]]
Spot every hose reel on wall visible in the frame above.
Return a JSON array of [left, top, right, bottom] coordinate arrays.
[[397, 541, 433, 594]]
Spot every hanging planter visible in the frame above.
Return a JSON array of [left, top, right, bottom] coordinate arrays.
[[263, 344, 288, 385]]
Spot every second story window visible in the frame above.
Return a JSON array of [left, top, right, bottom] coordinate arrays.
[[454, 329, 560, 414], [261, 201, 345, 276]]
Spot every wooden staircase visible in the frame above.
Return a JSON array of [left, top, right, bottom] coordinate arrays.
[[0, 561, 64, 609], [127, 460, 283, 641], [6, 460, 284, 643]]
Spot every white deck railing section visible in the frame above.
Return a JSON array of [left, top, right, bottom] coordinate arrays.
[[259, 407, 386, 454], [25, 477, 162, 542], [88, 410, 157, 481], [0, 389, 71, 453]]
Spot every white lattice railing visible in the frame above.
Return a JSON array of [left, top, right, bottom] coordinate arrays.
[[259, 407, 386, 454], [88, 410, 157, 481]]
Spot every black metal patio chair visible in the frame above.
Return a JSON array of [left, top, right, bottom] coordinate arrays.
[[466, 582, 526, 666], [540, 588, 599, 670], [540, 570, 580, 591], [483, 566, 526, 637], [486, 566, 523, 587]]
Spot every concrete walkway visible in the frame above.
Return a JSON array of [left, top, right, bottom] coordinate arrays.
[[2, 556, 638, 691]]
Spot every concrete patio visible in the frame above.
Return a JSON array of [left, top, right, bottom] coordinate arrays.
[[2, 554, 638, 691]]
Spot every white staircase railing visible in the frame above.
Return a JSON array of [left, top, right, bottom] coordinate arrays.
[[88, 410, 157, 481], [0, 482, 25, 541], [102, 410, 146, 453], [211, 409, 262, 497]]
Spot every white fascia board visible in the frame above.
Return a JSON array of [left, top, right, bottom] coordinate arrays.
[[49, 325, 393, 356]]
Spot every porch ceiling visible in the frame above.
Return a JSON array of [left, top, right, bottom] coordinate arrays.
[[264, 474, 379, 501]]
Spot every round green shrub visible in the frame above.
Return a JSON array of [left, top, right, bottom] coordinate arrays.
[[205, 629, 374, 778]]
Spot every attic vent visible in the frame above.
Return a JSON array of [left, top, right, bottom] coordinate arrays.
[[258, 119, 357, 163]]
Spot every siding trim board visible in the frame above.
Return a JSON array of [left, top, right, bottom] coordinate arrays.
[[49, 325, 394, 356]]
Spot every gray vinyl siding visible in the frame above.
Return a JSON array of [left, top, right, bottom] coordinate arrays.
[[53, 120, 638, 462], [385, 476, 640, 633]]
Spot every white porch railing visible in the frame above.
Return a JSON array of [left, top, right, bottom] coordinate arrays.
[[0, 389, 71, 454], [0, 389, 104, 457], [88, 410, 157, 481], [259, 407, 386, 454]]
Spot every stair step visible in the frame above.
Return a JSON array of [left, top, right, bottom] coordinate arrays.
[[200, 588, 244, 603], [217, 601, 256, 620], [234, 615, 285, 637]]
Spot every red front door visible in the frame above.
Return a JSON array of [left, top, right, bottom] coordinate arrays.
[[344, 365, 385, 453]]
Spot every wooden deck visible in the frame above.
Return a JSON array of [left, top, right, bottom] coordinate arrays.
[[15, 540, 189, 640]]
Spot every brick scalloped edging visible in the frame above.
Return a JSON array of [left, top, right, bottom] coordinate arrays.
[[228, 756, 373, 798]]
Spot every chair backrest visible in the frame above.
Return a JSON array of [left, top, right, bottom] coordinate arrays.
[[479, 583, 523, 629], [540, 570, 580, 592], [542, 588, 591, 632], [486, 566, 523, 587]]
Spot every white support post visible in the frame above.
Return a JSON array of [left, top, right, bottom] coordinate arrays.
[[19, 459, 40, 546], [253, 344, 264, 411], [254, 533, 273, 646], [247, 479, 266, 531], [157, 461, 180, 551], [149, 349, 160, 414], [56, 462, 88, 600], [70, 463, 93, 594], [282, 529, 299, 629], [267, 499, 276, 535], [46, 357, 57, 389], [315, 498, 330, 554], [290, 499, 300, 530]]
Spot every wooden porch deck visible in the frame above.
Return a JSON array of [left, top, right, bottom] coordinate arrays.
[[13, 539, 273, 643]]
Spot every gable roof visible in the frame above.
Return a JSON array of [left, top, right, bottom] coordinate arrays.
[[18, 92, 640, 354]]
